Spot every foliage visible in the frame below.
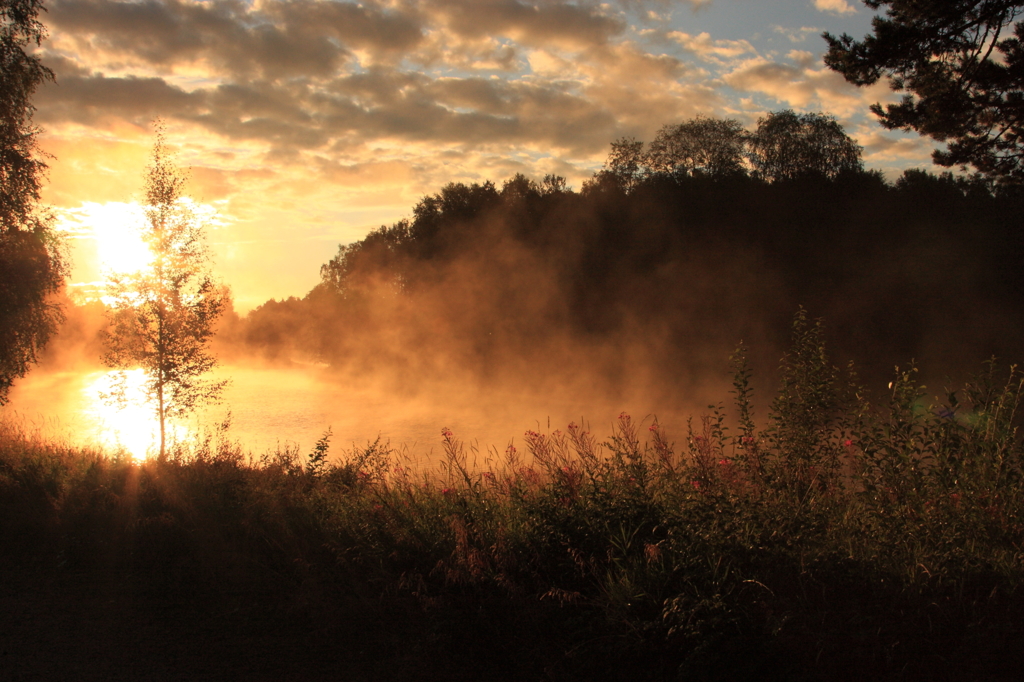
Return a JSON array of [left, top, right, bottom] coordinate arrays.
[[291, 154, 1024, 396], [0, 0, 67, 403], [587, 136, 647, 192], [646, 115, 748, 179], [747, 110, 864, 182], [103, 125, 227, 457], [581, 111, 862, 191], [824, 0, 1024, 183]]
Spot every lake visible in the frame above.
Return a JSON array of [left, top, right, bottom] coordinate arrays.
[[2, 363, 707, 470]]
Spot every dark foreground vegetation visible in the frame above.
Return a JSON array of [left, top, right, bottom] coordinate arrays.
[[4, 314, 1023, 681]]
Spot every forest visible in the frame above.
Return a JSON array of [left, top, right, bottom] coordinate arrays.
[[233, 119, 1024, 404]]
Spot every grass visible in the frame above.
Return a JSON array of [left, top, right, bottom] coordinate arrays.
[[2, 311, 1023, 681]]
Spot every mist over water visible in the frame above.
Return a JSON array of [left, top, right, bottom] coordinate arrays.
[[7, 170, 1024, 467], [3, 362, 723, 467]]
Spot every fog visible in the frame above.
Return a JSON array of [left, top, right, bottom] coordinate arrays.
[[6, 169, 1024, 464]]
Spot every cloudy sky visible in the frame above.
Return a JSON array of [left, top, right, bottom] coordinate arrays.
[[34, 0, 936, 311]]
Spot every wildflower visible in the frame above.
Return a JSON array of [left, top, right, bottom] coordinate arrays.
[[691, 480, 701, 490], [442, 487, 453, 496], [441, 427, 453, 439], [844, 439, 853, 447]]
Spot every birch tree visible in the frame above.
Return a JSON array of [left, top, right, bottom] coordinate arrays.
[[103, 126, 227, 457]]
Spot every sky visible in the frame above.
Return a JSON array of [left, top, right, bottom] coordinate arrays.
[[33, 0, 939, 312]]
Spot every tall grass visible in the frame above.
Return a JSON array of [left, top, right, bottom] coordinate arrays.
[[2, 311, 1022, 680]]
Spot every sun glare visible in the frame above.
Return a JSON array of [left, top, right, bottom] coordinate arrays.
[[57, 201, 152, 276], [83, 368, 185, 460]]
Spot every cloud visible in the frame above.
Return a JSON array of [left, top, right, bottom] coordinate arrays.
[[47, 0, 423, 80], [430, 0, 626, 49], [36, 73, 206, 125], [668, 31, 756, 65], [772, 25, 822, 43], [813, 0, 856, 15], [723, 56, 891, 118]]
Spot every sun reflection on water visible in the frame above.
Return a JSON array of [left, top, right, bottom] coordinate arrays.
[[82, 368, 185, 460]]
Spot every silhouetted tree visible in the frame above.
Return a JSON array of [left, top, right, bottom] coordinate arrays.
[[539, 174, 569, 195], [0, 0, 67, 403], [320, 220, 411, 298], [409, 181, 500, 254], [824, 1, 1024, 183], [646, 115, 748, 179], [748, 110, 863, 182], [585, 136, 646, 193], [500, 173, 539, 204], [103, 126, 227, 457]]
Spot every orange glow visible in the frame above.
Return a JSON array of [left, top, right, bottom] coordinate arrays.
[[83, 368, 185, 460]]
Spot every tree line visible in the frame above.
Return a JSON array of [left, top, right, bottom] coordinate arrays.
[[588, 110, 864, 191], [235, 136, 1023, 398]]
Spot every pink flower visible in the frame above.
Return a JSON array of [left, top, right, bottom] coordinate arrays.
[[844, 439, 853, 447]]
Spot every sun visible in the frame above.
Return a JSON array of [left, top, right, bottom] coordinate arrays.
[[88, 202, 153, 274], [57, 201, 153, 277]]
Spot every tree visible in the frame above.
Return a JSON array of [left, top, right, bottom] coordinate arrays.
[[103, 126, 227, 457], [0, 0, 67, 404], [584, 136, 647, 193], [824, 1, 1024, 183], [646, 115, 748, 179], [748, 110, 863, 182]]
